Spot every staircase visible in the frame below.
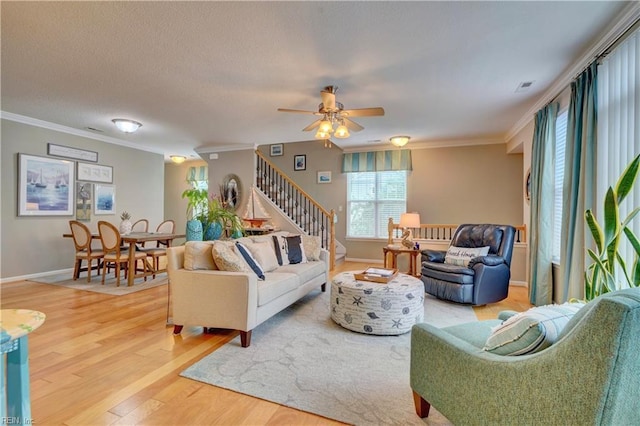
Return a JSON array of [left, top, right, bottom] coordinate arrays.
[[255, 150, 340, 269]]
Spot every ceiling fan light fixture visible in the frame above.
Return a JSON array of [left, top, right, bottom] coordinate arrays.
[[318, 119, 333, 134], [390, 135, 410, 147], [170, 155, 187, 164], [112, 118, 142, 133], [334, 124, 350, 138], [315, 129, 331, 139]]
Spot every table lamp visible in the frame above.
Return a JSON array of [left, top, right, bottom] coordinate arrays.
[[399, 213, 421, 249]]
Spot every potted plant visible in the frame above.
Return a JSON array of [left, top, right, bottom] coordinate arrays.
[[584, 154, 640, 300], [181, 186, 209, 241], [204, 196, 245, 240]]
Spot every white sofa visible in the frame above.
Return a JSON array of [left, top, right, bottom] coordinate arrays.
[[166, 234, 329, 347]]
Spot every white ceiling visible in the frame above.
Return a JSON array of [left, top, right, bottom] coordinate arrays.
[[1, 1, 634, 160]]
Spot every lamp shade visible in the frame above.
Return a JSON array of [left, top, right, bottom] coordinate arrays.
[[318, 119, 333, 134], [334, 124, 350, 138], [315, 129, 330, 139], [399, 212, 421, 228]]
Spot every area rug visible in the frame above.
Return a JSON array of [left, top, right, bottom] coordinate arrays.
[[180, 289, 477, 425], [28, 272, 167, 296]]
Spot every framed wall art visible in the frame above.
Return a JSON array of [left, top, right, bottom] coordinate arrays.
[[317, 171, 332, 184], [294, 155, 306, 171], [77, 162, 113, 183], [18, 153, 75, 216], [94, 184, 115, 215], [47, 143, 98, 162], [270, 143, 283, 157], [76, 182, 93, 221]]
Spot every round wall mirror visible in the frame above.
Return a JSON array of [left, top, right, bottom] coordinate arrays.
[[222, 174, 241, 210]]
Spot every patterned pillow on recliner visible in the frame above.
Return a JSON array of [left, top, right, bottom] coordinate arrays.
[[444, 246, 489, 267]]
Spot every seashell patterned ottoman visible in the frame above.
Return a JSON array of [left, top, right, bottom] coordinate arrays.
[[330, 271, 425, 335]]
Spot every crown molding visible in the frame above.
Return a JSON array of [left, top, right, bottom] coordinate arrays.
[[0, 111, 165, 155], [505, 2, 640, 142], [194, 144, 256, 154], [342, 137, 504, 153]]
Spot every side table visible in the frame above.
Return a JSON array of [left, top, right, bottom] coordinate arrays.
[[1, 309, 46, 422], [383, 246, 421, 276]]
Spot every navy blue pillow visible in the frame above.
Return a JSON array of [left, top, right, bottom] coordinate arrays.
[[235, 242, 265, 280], [272, 235, 284, 266], [285, 235, 304, 264]]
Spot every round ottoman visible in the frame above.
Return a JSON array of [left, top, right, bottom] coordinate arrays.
[[330, 271, 425, 335]]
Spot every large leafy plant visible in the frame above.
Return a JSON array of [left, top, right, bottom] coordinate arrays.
[[584, 154, 640, 300]]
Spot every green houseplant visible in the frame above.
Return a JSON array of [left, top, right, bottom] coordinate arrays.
[[181, 185, 209, 241], [584, 154, 640, 300], [204, 197, 244, 239]]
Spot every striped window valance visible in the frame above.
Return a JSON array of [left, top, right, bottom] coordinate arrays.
[[342, 150, 412, 172], [187, 166, 208, 182]]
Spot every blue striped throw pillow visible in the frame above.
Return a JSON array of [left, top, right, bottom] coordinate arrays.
[[483, 303, 584, 356]]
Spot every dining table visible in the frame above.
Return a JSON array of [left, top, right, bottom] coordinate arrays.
[[63, 231, 185, 286]]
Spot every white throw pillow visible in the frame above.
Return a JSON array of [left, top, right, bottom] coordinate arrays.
[[483, 302, 585, 356], [184, 241, 217, 270], [211, 241, 250, 273], [242, 240, 279, 272], [444, 246, 490, 267], [301, 235, 322, 261]]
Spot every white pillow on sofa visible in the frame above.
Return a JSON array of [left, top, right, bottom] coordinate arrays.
[[184, 241, 218, 270], [483, 302, 585, 356], [444, 246, 489, 267], [241, 240, 279, 272]]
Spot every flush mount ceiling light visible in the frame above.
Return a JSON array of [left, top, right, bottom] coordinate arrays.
[[170, 155, 187, 164], [112, 118, 142, 133], [390, 135, 410, 147]]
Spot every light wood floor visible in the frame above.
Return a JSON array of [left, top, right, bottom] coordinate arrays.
[[1, 261, 531, 425]]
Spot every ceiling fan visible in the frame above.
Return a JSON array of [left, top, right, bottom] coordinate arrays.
[[277, 86, 384, 139]]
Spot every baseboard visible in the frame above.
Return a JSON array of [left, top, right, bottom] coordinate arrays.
[[0, 268, 74, 285]]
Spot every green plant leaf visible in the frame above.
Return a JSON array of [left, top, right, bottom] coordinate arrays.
[[633, 258, 640, 287], [602, 187, 619, 249], [585, 209, 604, 254], [622, 207, 640, 228], [615, 154, 640, 204], [616, 251, 632, 287]]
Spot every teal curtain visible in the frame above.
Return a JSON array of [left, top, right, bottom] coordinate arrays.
[[342, 150, 412, 172], [559, 63, 598, 302], [188, 166, 208, 182], [529, 102, 559, 306]]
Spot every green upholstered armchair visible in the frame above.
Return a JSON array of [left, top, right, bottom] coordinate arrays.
[[410, 288, 640, 425]]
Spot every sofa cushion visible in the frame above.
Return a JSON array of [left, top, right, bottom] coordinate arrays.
[[271, 235, 290, 266], [242, 240, 279, 272], [444, 246, 490, 267], [212, 241, 250, 273], [483, 302, 585, 356], [284, 235, 307, 264], [276, 260, 326, 284], [184, 241, 217, 270], [301, 235, 322, 261], [235, 242, 265, 280], [258, 272, 300, 306]]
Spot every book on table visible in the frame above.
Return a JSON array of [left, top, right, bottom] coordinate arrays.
[[354, 267, 398, 283]]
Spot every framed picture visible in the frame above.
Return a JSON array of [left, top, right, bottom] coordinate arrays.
[[294, 155, 306, 171], [94, 184, 115, 215], [77, 162, 113, 183], [47, 143, 98, 162], [270, 143, 283, 157], [76, 182, 93, 221], [317, 171, 332, 184], [18, 153, 75, 216]]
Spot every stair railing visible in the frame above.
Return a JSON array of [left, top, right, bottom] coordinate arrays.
[[255, 150, 336, 269]]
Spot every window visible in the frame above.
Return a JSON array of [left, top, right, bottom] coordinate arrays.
[[552, 109, 568, 262], [347, 171, 407, 238]]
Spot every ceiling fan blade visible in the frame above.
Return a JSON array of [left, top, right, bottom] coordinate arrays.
[[341, 107, 385, 117], [302, 119, 322, 131], [344, 118, 364, 132], [277, 108, 319, 115], [320, 90, 336, 111]]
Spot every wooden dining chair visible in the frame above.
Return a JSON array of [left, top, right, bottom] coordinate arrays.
[[131, 219, 149, 249], [69, 220, 104, 283], [143, 219, 175, 278], [98, 221, 148, 286]]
